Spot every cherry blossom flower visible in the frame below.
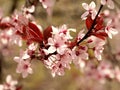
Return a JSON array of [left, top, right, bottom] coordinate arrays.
[[52, 25, 75, 40], [105, 19, 118, 39], [44, 49, 72, 77], [97, 61, 114, 83], [47, 34, 67, 55], [39, 0, 55, 16], [101, 0, 114, 9], [22, 5, 35, 19], [81, 1, 97, 20], [14, 50, 33, 78], [0, 75, 18, 90], [114, 66, 120, 82], [87, 36, 105, 60], [72, 45, 88, 70]]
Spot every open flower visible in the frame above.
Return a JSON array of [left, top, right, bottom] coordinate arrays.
[[101, 0, 114, 9], [39, 0, 55, 16], [81, 1, 97, 20], [14, 50, 33, 78], [0, 75, 18, 90], [87, 36, 105, 60], [105, 19, 118, 39], [47, 34, 67, 55]]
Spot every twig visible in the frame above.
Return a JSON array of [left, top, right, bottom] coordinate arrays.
[[77, 5, 103, 45]]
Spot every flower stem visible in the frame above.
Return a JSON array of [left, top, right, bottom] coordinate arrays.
[[77, 5, 103, 45]]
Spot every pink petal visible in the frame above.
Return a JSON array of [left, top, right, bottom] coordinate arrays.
[[101, 0, 106, 5], [82, 3, 89, 10], [107, 0, 114, 9], [81, 11, 89, 20], [6, 75, 12, 83], [48, 38, 54, 45], [89, 1, 96, 9], [48, 46, 56, 53]]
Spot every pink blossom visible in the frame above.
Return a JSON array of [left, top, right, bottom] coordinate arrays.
[[47, 34, 67, 55], [22, 5, 35, 19], [101, 0, 114, 9], [0, 75, 18, 90], [87, 36, 105, 60], [39, 0, 55, 16], [72, 45, 88, 70], [114, 66, 120, 82], [28, 43, 38, 51], [97, 61, 114, 83], [105, 19, 118, 39], [44, 49, 72, 77], [81, 1, 97, 20], [52, 25, 75, 40], [14, 50, 33, 78]]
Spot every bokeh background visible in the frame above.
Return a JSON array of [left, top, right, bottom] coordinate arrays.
[[0, 0, 120, 90]]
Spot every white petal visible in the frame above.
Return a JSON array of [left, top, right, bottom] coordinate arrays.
[[28, 5, 35, 12], [89, 1, 96, 9], [101, 0, 106, 5], [14, 57, 20, 62], [57, 47, 65, 55], [51, 26, 59, 34], [107, 0, 114, 9], [6, 75, 12, 83], [82, 3, 89, 10], [0, 85, 4, 90], [81, 11, 89, 20], [107, 19, 112, 26], [48, 46, 56, 53], [28, 68, 33, 74], [22, 72, 28, 78], [11, 81, 18, 86], [108, 31, 112, 39], [110, 28, 118, 35], [48, 38, 54, 45]]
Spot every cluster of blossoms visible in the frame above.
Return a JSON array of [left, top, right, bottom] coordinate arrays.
[[0, 75, 21, 90], [0, 0, 120, 85]]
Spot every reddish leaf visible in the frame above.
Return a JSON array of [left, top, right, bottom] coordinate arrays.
[[86, 16, 93, 30], [28, 22, 43, 41], [26, 27, 43, 43], [0, 23, 11, 29], [43, 26, 52, 43]]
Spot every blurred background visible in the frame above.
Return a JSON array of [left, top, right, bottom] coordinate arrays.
[[0, 0, 120, 90]]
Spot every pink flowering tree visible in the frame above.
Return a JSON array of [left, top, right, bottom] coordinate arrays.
[[0, 0, 120, 89]]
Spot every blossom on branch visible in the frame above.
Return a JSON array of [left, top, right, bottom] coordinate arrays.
[[14, 50, 33, 78], [0, 75, 18, 90], [101, 0, 114, 9], [105, 19, 118, 39], [81, 1, 97, 20]]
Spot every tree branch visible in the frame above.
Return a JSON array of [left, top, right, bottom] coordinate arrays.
[[77, 5, 103, 45]]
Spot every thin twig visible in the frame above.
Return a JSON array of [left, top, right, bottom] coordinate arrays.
[[77, 5, 103, 45]]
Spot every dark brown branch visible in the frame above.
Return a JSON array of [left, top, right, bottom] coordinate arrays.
[[77, 5, 103, 45]]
